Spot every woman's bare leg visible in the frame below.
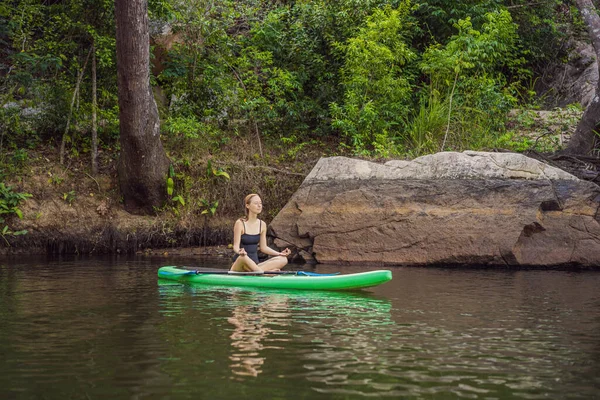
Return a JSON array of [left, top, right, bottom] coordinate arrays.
[[231, 254, 262, 272], [258, 256, 288, 271]]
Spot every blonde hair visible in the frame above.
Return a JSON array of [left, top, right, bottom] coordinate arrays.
[[242, 193, 259, 220]]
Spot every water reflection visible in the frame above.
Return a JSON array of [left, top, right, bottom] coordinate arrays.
[[157, 281, 393, 382], [157, 270, 600, 398], [227, 294, 290, 377]]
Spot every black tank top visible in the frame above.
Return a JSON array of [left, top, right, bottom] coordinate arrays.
[[235, 220, 261, 264]]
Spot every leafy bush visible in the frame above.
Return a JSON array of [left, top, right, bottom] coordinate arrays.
[[405, 94, 448, 156], [0, 183, 31, 243], [164, 115, 204, 139], [416, 10, 520, 152], [330, 3, 417, 156], [0, 0, 575, 170], [163, 115, 230, 153]]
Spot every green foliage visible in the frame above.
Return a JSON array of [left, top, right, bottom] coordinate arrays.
[[62, 190, 76, 205], [0, 183, 31, 220], [240, 0, 402, 137], [236, 44, 303, 136], [206, 160, 230, 181], [421, 10, 522, 82], [0, 0, 578, 172], [496, 131, 536, 152], [156, 0, 414, 145], [0, 100, 40, 156], [97, 105, 120, 143], [49, 174, 64, 186], [12, 148, 28, 165], [416, 10, 520, 152], [148, 0, 176, 21], [156, 0, 241, 120], [164, 116, 203, 139], [200, 198, 218, 217], [496, 130, 562, 153], [0, 183, 32, 244], [166, 179, 174, 197], [507, 0, 569, 65], [414, 1, 567, 68], [569, 4, 588, 37], [1, 0, 118, 157], [163, 114, 230, 154], [415, 0, 505, 42], [405, 94, 448, 156], [330, 3, 417, 156], [497, 104, 583, 153], [171, 195, 185, 207], [166, 164, 185, 210], [515, 109, 537, 128], [278, 135, 320, 161]]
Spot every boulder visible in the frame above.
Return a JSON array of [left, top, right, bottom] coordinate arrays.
[[270, 151, 600, 267]]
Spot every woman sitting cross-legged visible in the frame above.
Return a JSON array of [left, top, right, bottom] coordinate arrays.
[[230, 193, 291, 272]]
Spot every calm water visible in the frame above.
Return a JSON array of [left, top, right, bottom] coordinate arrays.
[[0, 256, 599, 399]]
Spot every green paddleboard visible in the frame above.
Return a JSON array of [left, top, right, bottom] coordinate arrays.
[[157, 266, 392, 291]]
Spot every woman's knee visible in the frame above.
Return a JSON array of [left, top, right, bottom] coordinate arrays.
[[277, 256, 288, 266]]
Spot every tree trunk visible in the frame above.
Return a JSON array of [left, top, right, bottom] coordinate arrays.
[[565, 0, 600, 155], [114, 0, 170, 214], [91, 44, 98, 175]]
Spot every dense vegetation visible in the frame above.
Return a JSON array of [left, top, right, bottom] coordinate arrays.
[[1, 0, 577, 156], [0, 0, 586, 244]]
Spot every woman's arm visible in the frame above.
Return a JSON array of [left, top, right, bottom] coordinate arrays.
[[232, 219, 244, 255], [258, 221, 290, 256]]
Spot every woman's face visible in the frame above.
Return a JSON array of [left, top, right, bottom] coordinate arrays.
[[247, 196, 263, 215]]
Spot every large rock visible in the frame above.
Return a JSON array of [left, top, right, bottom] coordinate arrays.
[[270, 151, 600, 267]]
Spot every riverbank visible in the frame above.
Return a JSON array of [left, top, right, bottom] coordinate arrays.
[[1, 108, 598, 258], [1, 134, 318, 255]]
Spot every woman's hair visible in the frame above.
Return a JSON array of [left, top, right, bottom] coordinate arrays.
[[242, 193, 259, 220]]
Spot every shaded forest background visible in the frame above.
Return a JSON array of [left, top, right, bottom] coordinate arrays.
[[0, 0, 598, 251]]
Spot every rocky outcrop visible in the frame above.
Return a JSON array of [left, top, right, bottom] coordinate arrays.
[[270, 151, 600, 267], [538, 39, 599, 108]]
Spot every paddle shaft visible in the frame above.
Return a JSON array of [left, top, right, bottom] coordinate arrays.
[[171, 269, 338, 277], [199, 270, 293, 275]]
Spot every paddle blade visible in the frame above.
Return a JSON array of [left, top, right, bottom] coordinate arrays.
[[296, 271, 340, 276], [158, 270, 198, 276]]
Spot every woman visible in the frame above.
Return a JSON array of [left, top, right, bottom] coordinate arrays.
[[230, 194, 291, 272]]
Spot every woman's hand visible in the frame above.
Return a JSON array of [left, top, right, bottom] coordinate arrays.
[[279, 248, 291, 257], [239, 248, 248, 257]]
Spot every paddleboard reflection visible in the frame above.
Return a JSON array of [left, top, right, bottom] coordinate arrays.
[[157, 281, 393, 380]]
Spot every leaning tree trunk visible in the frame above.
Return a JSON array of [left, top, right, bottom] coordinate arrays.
[[60, 47, 92, 165], [114, 0, 170, 214], [565, 0, 600, 156], [91, 44, 98, 175]]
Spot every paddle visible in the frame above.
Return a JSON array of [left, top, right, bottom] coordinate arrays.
[[160, 269, 339, 277]]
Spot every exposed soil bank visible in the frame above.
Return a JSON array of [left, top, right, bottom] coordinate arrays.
[[2, 147, 599, 262], [1, 143, 310, 256]]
